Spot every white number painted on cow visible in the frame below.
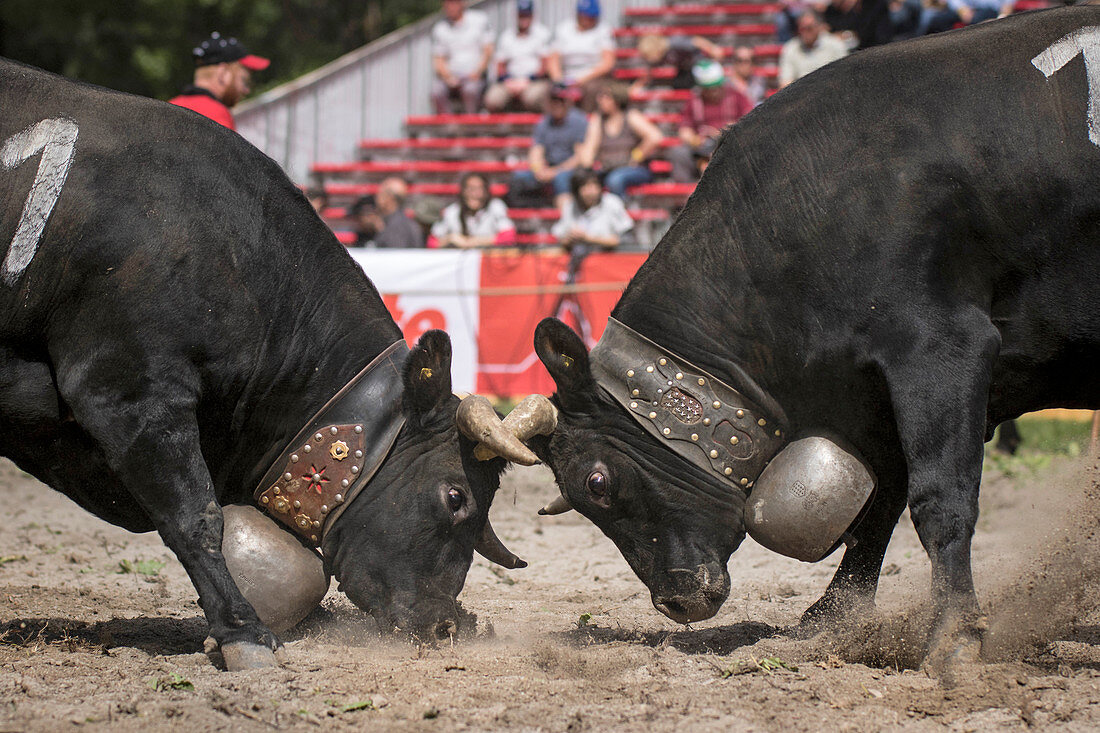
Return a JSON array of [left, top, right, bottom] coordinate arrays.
[[1032, 27, 1100, 147], [1, 117, 79, 285]]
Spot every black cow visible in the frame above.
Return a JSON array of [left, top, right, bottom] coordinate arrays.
[[514, 7, 1100, 670], [0, 59, 527, 669]]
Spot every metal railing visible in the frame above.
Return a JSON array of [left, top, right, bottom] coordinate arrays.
[[235, 0, 661, 183]]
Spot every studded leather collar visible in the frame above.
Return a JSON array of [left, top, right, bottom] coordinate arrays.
[[253, 340, 409, 546], [589, 318, 789, 494]]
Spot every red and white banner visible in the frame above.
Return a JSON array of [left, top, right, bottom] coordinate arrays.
[[349, 249, 647, 396]]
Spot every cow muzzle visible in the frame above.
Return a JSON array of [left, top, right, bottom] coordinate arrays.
[[651, 563, 730, 624]]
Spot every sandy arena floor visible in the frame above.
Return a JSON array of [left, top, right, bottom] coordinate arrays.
[[2, 454, 1099, 731]]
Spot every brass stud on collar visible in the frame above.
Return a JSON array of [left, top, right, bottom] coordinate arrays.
[[740, 478, 749, 486], [657, 389, 663, 395], [355, 450, 363, 459], [758, 418, 767, 427], [724, 467, 733, 476], [351, 465, 359, 474], [354, 425, 363, 433], [261, 496, 269, 504], [630, 401, 638, 409], [697, 378, 705, 386], [646, 365, 654, 373], [712, 401, 721, 409], [295, 514, 311, 529], [341, 479, 349, 488], [775, 429, 782, 437], [312, 520, 320, 529], [659, 358, 667, 366], [330, 426, 339, 435], [627, 369, 635, 377], [730, 436, 739, 445], [273, 487, 281, 495], [303, 444, 312, 453], [662, 427, 671, 435], [632, 389, 639, 397], [315, 433, 324, 442], [284, 472, 292, 481], [321, 505, 329, 514], [335, 494, 343, 503], [675, 373, 683, 380], [709, 449, 718, 458], [691, 433, 698, 441], [274, 497, 290, 513], [648, 411, 657, 419], [311, 534, 318, 543], [703, 418, 711, 426], [293, 500, 301, 509], [736, 409, 745, 418], [291, 454, 299, 463]]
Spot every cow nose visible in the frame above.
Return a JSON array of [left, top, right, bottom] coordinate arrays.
[[651, 565, 728, 623]]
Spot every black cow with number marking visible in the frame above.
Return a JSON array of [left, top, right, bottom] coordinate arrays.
[[518, 6, 1100, 671], [0, 58, 527, 669]]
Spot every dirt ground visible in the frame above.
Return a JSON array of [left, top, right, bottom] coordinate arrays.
[[2, 453, 1100, 732]]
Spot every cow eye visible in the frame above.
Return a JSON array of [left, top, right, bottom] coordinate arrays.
[[586, 471, 608, 498], [446, 488, 465, 514]]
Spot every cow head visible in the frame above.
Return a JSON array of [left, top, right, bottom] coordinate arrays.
[[522, 319, 742, 623], [321, 331, 525, 640]]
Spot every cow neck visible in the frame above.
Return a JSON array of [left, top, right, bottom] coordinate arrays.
[[252, 340, 409, 546], [589, 318, 789, 495]]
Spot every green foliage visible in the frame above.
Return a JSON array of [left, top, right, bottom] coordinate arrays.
[[577, 612, 592, 628], [147, 672, 194, 691], [0, 0, 440, 100], [720, 655, 798, 677], [984, 418, 1093, 478], [117, 558, 166, 576]]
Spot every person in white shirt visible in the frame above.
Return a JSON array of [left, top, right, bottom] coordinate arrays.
[[552, 168, 634, 251], [428, 172, 517, 248], [546, 0, 615, 110], [431, 0, 495, 114], [778, 10, 848, 88], [485, 0, 553, 112]]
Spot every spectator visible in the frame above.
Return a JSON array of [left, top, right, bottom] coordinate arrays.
[[778, 10, 848, 88], [546, 0, 615, 110], [633, 33, 727, 91], [552, 168, 634, 252], [168, 32, 269, 131], [668, 60, 753, 183], [373, 177, 425, 248], [578, 82, 663, 199], [485, 0, 552, 112], [431, 0, 495, 114], [306, 186, 328, 214], [349, 195, 380, 248], [729, 46, 767, 107], [508, 83, 589, 208], [429, 172, 517, 248], [914, 0, 1013, 37], [774, 0, 825, 43]]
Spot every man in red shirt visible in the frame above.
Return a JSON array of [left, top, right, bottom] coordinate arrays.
[[169, 32, 269, 131], [668, 59, 753, 182]]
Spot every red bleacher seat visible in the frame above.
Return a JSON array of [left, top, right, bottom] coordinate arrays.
[[616, 44, 782, 61], [326, 182, 511, 198], [359, 137, 532, 152], [313, 160, 673, 178], [623, 4, 782, 19], [614, 24, 777, 39], [405, 112, 681, 130], [617, 65, 778, 81]]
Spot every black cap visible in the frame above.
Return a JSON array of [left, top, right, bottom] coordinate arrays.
[[193, 32, 270, 70]]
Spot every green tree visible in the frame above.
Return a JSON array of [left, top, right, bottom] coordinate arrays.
[[0, 0, 440, 100]]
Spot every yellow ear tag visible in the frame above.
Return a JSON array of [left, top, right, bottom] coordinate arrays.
[[420, 367, 433, 379], [561, 354, 574, 368]]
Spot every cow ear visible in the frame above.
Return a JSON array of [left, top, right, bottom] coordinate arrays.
[[403, 330, 454, 421], [534, 317, 598, 412]]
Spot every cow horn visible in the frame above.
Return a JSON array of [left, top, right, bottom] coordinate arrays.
[[474, 519, 527, 569], [538, 495, 573, 516], [457, 394, 558, 466]]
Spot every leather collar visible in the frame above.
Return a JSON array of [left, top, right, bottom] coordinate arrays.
[[589, 318, 789, 494], [253, 340, 409, 546]]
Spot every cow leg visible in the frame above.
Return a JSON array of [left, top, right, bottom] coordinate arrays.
[[56, 375, 282, 670], [799, 454, 908, 629], [879, 322, 999, 674]]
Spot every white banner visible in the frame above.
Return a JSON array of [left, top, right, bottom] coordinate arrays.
[[349, 249, 481, 393]]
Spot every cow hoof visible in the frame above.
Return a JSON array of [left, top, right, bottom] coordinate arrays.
[[922, 613, 987, 685], [796, 591, 874, 637], [220, 641, 283, 671]]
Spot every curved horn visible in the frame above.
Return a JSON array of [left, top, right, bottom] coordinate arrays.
[[472, 394, 559, 462], [538, 494, 573, 516], [456, 395, 540, 465], [474, 519, 527, 569]]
